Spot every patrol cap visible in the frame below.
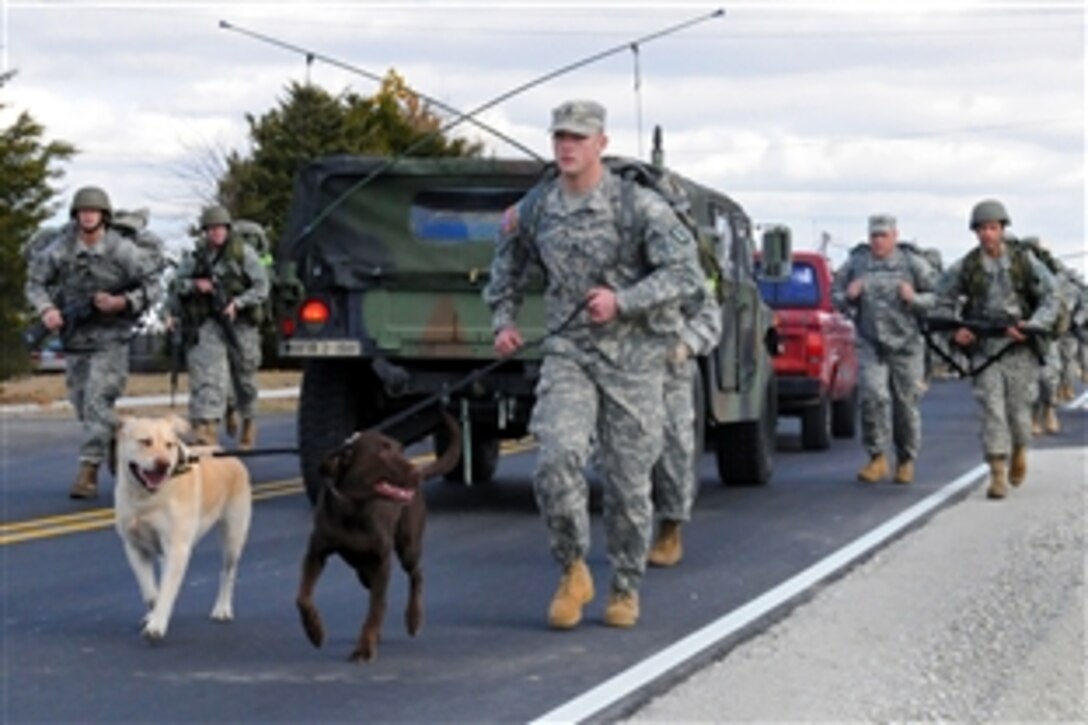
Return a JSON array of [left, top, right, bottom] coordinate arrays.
[[549, 100, 606, 136], [868, 214, 897, 235]]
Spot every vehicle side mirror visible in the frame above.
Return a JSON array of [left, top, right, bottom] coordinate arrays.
[[760, 225, 792, 282]]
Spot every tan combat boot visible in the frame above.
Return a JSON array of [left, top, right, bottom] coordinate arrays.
[[69, 462, 99, 499], [647, 520, 683, 567], [547, 559, 594, 630], [1010, 447, 1028, 487], [603, 590, 640, 628], [894, 459, 915, 485], [1031, 409, 1044, 437], [224, 407, 240, 439], [239, 418, 258, 450], [1058, 384, 1074, 403], [987, 457, 1008, 500], [1044, 406, 1061, 435], [192, 420, 219, 446], [857, 454, 889, 483]]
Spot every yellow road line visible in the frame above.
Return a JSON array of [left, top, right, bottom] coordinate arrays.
[[0, 440, 538, 546]]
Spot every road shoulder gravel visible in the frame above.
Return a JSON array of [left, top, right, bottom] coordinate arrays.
[[628, 442, 1087, 722]]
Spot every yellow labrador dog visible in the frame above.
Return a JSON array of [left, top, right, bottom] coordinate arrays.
[[111, 416, 252, 641]]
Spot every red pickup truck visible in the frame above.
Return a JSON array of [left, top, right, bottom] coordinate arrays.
[[757, 251, 859, 450]]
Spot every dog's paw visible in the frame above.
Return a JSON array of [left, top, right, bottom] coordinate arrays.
[[297, 604, 325, 648], [406, 605, 423, 636], [348, 646, 376, 664], [210, 605, 234, 622], [141, 619, 167, 643]]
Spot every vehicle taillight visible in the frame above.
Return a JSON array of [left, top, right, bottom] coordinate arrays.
[[805, 331, 825, 376], [299, 298, 330, 328]]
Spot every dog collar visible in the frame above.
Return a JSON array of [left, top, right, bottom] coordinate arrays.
[[374, 481, 415, 503]]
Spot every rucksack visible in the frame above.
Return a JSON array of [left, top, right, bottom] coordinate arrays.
[[517, 158, 725, 303], [958, 237, 1056, 330]]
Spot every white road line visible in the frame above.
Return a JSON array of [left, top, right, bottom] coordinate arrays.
[[1066, 389, 1088, 410], [532, 462, 989, 725]]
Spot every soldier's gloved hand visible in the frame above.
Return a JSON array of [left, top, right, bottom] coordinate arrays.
[[93, 292, 127, 314], [586, 286, 618, 323], [898, 282, 916, 305], [494, 326, 523, 358], [164, 315, 176, 332], [671, 342, 692, 364], [194, 278, 214, 294], [223, 300, 238, 321], [41, 307, 63, 331], [954, 327, 975, 347], [847, 279, 865, 300], [1006, 324, 1026, 342]]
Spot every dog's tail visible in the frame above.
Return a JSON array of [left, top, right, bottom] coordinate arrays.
[[418, 409, 462, 481]]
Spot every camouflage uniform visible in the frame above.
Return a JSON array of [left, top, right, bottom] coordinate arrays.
[[1056, 270, 1081, 396], [651, 291, 721, 523], [172, 236, 269, 431], [832, 232, 936, 470], [937, 245, 1058, 459], [485, 170, 704, 596], [25, 226, 161, 467]]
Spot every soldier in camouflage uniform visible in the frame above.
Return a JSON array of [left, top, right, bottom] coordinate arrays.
[[1018, 237, 1071, 435], [484, 100, 705, 629], [25, 186, 163, 499], [647, 286, 721, 568], [936, 200, 1058, 500], [1055, 266, 1082, 403], [832, 214, 937, 485], [171, 206, 269, 447]]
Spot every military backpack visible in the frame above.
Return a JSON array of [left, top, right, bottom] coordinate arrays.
[[517, 158, 726, 303]]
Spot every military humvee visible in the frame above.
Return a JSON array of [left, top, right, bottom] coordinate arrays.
[[276, 151, 788, 504]]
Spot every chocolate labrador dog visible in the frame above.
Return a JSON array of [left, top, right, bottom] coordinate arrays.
[[296, 410, 462, 662]]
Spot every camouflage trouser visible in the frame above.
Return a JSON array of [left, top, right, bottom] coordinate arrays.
[[1058, 334, 1080, 391], [65, 341, 129, 464], [1036, 340, 1060, 410], [651, 356, 697, 522], [227, 324, 262, 418], [974, 344, 1038, 458], [530, 353, 665, 594], [187, 319, 232, 422], [859, 344, 924, 462]]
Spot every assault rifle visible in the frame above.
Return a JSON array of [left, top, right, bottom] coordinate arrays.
[[921, 314, 1047, 377], [23, 278, 144, 351], [190, 253, 244, 370]]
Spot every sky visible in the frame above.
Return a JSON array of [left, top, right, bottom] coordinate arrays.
[[2, 0, 1084, 272]]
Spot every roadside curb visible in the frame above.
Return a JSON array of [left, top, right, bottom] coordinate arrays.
[[0, 387, 300, 416]]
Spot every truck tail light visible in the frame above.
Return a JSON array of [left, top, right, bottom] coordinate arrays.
[[299, 298, 331, 330], [805, 331, 825, 377]]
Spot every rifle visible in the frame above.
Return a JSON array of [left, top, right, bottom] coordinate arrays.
[[23, 278, 144, 351], [190, 251, 245, 370], [921, 314, 1047, 377], [167, 320, 185, 408]]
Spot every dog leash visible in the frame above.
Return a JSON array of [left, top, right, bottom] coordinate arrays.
[[212, 297, 593, 459]]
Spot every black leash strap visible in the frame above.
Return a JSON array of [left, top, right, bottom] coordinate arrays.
[[213, 297, 591, 458]]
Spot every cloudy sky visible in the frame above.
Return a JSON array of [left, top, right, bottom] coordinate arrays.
[[2, 0, 1084, 271]]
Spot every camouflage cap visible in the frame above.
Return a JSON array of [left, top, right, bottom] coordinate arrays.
[[868, 213, 897, 235], [549, 100, 606, 136]]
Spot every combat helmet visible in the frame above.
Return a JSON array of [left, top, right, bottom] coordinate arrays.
[[969, 199, 1010, 230], [69, 186, 112, 219], [200, 205, 233, 230]]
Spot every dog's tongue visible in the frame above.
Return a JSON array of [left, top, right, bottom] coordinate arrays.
[[135, 462, 169, 490], [374, 481, 415, 503]]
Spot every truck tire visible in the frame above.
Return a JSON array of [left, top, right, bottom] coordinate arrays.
[[801, 392, 832, 451], [832, 386, 858, 439], [436, 424, 501, 485], [692, 366, 706, 482], [299, 359, 363, 505], [716, 376, 776, 486]]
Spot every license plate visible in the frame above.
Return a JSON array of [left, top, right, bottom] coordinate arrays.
[[280, 339, 361, 357]]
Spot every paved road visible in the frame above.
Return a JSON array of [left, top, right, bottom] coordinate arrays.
[[2, 380, 1083, 722]]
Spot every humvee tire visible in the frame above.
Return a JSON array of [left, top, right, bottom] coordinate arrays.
[[800, 392, 832, 451], [299, 359, 362, 504], [436, 424, 501, 485], [715, 376, 777, 486]]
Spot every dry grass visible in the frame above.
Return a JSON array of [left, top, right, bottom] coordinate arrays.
[[1, 369, 302, 415]]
